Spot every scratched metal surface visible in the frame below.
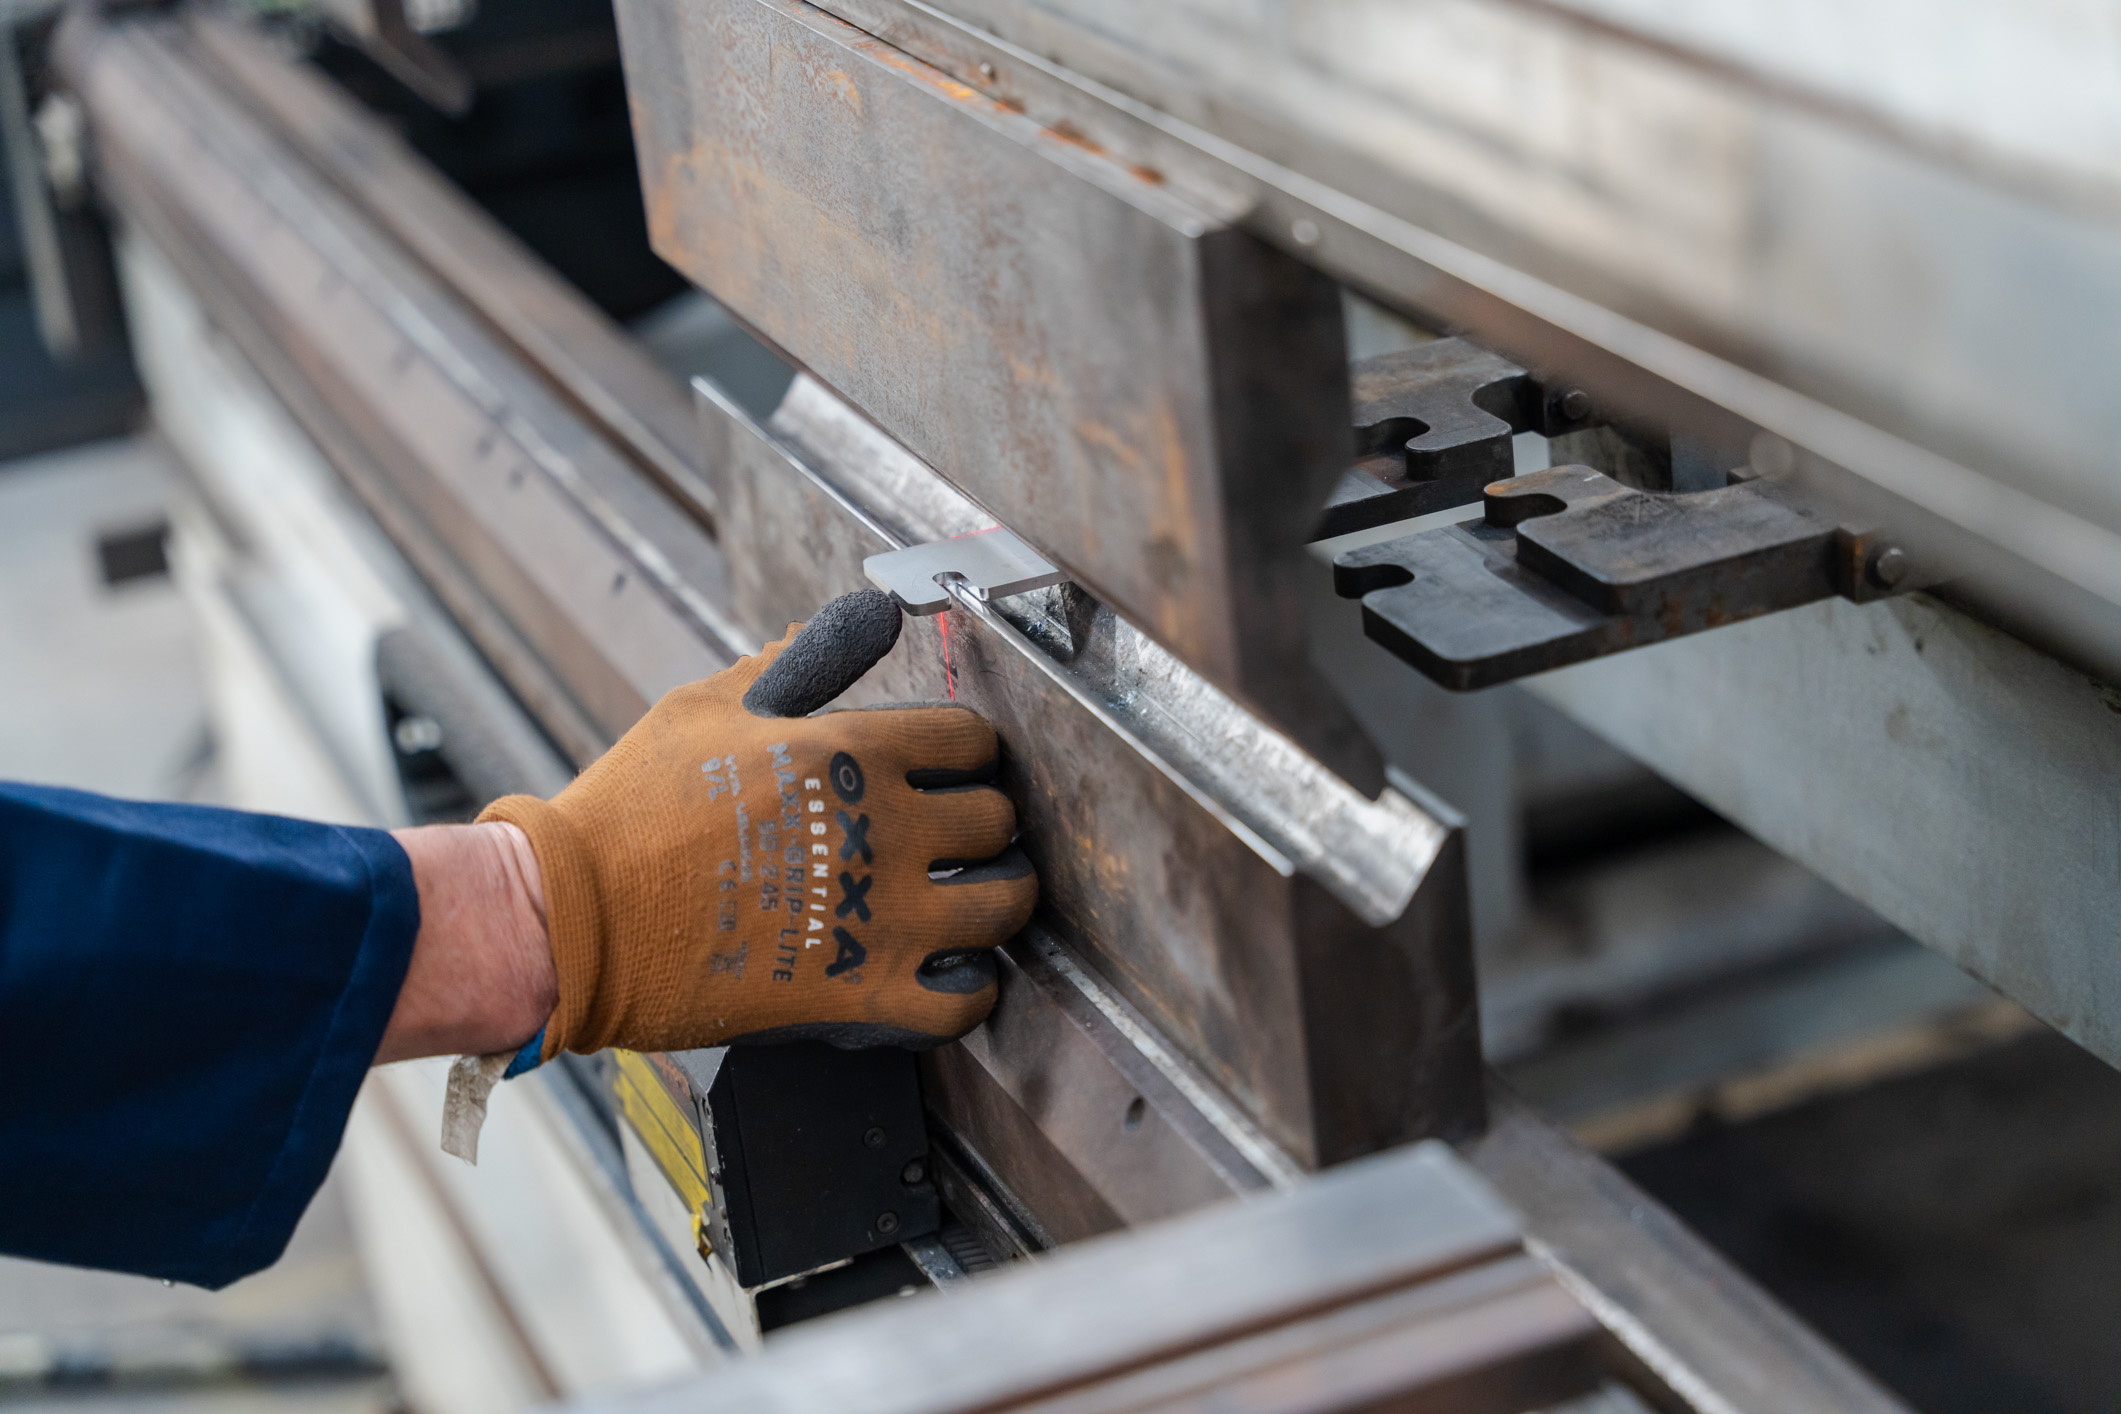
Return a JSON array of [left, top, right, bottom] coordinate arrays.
[[612, 0, 1379, 783]]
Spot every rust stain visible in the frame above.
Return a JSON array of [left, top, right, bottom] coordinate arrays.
[[825, 65, 863, 115], [653, 124, 953, 381], [1071, 397, 1210, 656], [1042, 119, 1107, 157], [1148, 398, 1206, 649], [1002, 348, 1062, 396], [866, 37, 982, 103], [1072, 416, 1144, 476]]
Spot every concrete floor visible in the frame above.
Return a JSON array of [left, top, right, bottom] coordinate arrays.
[[0, 439, 397, 1412]]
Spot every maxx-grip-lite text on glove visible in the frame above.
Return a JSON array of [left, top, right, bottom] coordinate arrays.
[[480, 590, 1037, 1059]]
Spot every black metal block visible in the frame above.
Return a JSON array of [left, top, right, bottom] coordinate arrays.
[[1318, 338, 1599, 539], [1335, 466, 1857, 689], [671, 1043, 940, 1289]]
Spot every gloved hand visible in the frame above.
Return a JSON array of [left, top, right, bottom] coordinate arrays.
[[480, 590, 1036, 1061]]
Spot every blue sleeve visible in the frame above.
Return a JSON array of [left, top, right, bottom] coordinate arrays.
[[0, 783, 419, 1288]]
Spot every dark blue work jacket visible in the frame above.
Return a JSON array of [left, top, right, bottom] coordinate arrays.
[[0, 782, 418, 1289]]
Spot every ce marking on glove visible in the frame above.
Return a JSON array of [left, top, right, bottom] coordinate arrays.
[[778, 751, 872, 984]]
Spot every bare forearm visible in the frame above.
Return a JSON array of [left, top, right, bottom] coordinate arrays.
[[376, 821, 556, 1064]]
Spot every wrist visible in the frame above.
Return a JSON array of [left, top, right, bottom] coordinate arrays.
[[376, 821, 557, 1065]]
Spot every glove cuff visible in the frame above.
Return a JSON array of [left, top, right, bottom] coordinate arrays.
[[477, 793, 600, 1062]]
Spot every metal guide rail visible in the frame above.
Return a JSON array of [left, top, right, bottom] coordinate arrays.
[[56, 3, 1938, 1411]]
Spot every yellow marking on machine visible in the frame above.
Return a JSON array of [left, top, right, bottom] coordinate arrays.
[[612, 1049, 714, 1254]]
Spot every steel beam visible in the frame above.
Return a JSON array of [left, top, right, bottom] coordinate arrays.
[[613, 0, 1379, 785], [1524, 590, 2121, 1074]]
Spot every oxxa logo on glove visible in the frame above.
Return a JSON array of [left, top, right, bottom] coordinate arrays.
[[480, 590, 1038, 1060], [825, 750, 871, 981]]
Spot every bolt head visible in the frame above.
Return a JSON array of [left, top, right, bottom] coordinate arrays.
[[1871, 546, 1909, 588], [1290, 218, 1321, 247], [876, 1211, 900, 1236], [1557, 388, 1592, 422], [901, 1160, 927, 1185], [863, 1126, 887, 1148], [978, 61, 997, 80]]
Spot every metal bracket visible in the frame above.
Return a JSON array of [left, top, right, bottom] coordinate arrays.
[[1334, 466, 1922, 690], [1318, 339, 1598, 539], [863, 527, 1066, 615]]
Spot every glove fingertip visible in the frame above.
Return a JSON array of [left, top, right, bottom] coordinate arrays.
[[915, 947, 999, 996], [742, 589, 903, 717]]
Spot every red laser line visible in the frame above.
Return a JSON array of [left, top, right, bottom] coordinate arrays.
[[937, 605, 958, 701]]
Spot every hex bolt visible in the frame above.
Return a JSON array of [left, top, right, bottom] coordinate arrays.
[[901, 1159, 927, 1185], [863, 1126, 887, 1148], [1871, 546, 1910, 589], [876, 1211, 900, 1236], [1556, 388, 1593, 422]]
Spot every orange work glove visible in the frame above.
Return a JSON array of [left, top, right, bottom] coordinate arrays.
[[480, 590, 1035, 1060]]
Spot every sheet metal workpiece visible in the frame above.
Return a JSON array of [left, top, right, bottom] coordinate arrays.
[[702, 370, 1481, 1196], [1335, 465, 1906, 689], [1321, 340, 1596, 539], [614, 0, 1381, 788]]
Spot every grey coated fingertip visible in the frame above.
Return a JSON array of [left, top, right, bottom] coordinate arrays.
[[743, 589, 903, 718], [916, 949, 1000, 995], [929, 845, 1035, 883], [906, 763, 1001, 789]]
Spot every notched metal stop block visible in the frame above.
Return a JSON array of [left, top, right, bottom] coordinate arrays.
[[1318, 338, 1599, 540], [1335, 466, 1924, 690], [863, 526, 1067, 615]]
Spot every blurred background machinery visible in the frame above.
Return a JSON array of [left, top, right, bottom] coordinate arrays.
[[1, 1, 2118, 1411]]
